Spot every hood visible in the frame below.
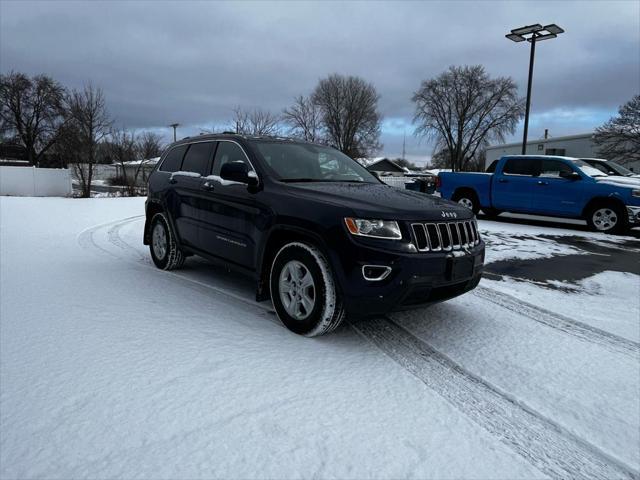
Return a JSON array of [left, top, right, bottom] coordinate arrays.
[[594, 176, 640, 189], [284, 182, 472, 220]]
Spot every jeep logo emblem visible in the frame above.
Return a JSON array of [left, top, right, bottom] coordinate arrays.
[[441, 211, 457, 219]]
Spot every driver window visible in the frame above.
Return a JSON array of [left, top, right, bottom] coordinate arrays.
[[540, 159, 574, 178], [212, 142, 251, 176]]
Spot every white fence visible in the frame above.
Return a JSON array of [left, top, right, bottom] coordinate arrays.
[[0, 166, 73, 197], [380, 176, 415, 188]]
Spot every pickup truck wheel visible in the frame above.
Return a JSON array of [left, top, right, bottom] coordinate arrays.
[[586, 204, 626, 234], [149, 212, 185, 270], [482, 208, 501, 219], [453, 191, 480, 214], [270, 242, 345, 337]]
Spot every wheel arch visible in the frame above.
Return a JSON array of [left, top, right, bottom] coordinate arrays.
[[581, 195, 626, 219], [143, 201, 164, 245], [452, 186, 480, 203], [256, 225, 336, 302]]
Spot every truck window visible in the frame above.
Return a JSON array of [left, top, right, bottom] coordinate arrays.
[[212, 141, 252, 175], [486, 160, 498, 173], [181, 142, 214, 176], [503, 158, 538, 176], [540, 159, 574, 178], [159, 145, 188, 172]]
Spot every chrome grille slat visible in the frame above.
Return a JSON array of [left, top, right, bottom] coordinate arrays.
[[412, 219, 480, 252]]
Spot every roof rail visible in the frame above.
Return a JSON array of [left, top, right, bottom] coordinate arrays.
[[222, 131, 236, 134]]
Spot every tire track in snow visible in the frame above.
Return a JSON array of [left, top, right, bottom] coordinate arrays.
[[352, 316, 639, 480], [78, 216, 279, 322], [473, 286, 639, 359]]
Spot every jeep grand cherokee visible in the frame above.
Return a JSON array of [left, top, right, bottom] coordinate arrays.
[[144, 134, 484, 336]]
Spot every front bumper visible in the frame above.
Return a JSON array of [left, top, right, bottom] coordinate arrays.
[[626, 206, 640, 225], [332, 240, 485, 318]]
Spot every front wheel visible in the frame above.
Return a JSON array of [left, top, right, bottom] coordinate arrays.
[[586, 203, 626, 234], [270, 242, 345, 336]]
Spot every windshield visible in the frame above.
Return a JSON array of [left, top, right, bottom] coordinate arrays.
[[253, 142, 379, 183], [601, 160, 633, 176], [569, 159, 608, 177]]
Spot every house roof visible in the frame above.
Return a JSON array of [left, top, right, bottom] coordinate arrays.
[[366, 158, 406, 172]]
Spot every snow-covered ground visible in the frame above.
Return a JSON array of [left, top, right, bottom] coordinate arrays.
[[1, 197, 638, 479]]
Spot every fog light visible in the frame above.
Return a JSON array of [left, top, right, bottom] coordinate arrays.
[[362, 265, 392, 281]]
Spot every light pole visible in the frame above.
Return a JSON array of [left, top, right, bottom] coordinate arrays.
[[169, 123, 180, 142], [506, 24, 564, 155]]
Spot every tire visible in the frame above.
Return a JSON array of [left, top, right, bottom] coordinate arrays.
[[586, 202, 627, 234], [270, 242, 345, 337], [453, 190, 480, 215], [149, 212, 185, 270], [482, 208, 501, 219]]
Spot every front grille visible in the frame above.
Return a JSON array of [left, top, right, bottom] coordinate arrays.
[[411, 219, 480, 252]]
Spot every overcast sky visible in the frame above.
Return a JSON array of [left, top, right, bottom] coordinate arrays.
[[1, 0, 638, 165]]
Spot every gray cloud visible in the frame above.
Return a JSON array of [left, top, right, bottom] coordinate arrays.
[[1, 0, 638, 165]]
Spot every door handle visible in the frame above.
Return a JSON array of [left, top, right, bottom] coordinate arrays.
[[498, 178, 508, 183], [169, 178, 178, 184], [202, 181, 215, 191], [537, 180, 548, 185]]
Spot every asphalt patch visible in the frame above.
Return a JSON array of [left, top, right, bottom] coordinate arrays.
[[484, 235, 640, 291]]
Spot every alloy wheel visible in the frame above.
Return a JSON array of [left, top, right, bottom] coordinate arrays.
[[278, 260, 316, 320]]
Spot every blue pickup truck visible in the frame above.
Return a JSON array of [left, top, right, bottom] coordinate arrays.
[[438, 155, 640, 233]]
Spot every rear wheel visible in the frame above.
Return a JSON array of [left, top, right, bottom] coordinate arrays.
[[586, 203, 626, 234], [453, 190, 480, 215], [270, 242, 345, 336], [149, 212, 185, 270], [482, 208, 502, 219]]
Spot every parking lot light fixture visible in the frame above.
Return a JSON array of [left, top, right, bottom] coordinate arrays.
[[506, 23, 564, 154]]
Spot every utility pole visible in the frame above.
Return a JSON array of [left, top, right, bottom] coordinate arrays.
[[506, 24, 564, 155], [402, 131, 406, 161], [169, 123, 180, 142]]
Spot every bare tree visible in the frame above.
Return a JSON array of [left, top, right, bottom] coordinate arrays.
[[0, 72, 66, 165], [231, 107, 281, 136], [282, 95, 322, 142], [110, 127, 142, 196], [137, 131, 164, 159], [393, 158, 419, 171], [311, 74, 382, 158], [66, 84, 112, 197], [593, 95, 640, 163], [412, 65, 524, 172]]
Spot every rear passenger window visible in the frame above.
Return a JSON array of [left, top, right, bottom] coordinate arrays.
[[486, 160, 498, 173], [160, 145, 187, 172], [540, 159, 573, 178], [212, 142, 251, 175], [181, 142, 214, 176], [503, 158, 538, 176]]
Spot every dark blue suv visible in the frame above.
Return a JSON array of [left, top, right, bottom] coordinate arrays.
[[144, 134, 484, 336]]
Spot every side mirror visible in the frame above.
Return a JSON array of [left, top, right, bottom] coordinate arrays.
[[220, 162, 258, 186], [560, 170, 581, 181]]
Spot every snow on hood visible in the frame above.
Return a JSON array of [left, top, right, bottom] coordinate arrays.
[[594, 176, 640, 189]]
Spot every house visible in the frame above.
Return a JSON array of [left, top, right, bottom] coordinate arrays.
[[366, 158, 408, 177]]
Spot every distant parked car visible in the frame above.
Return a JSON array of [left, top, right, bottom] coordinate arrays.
[[581, 158, 640, 178], [438, 155, 640, 234]]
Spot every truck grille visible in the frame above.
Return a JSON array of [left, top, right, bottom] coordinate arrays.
[[411, 220, 480, 252]]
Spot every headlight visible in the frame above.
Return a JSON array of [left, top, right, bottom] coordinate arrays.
[[344, 218, 402, 240], [632, 189, 640, 198]]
